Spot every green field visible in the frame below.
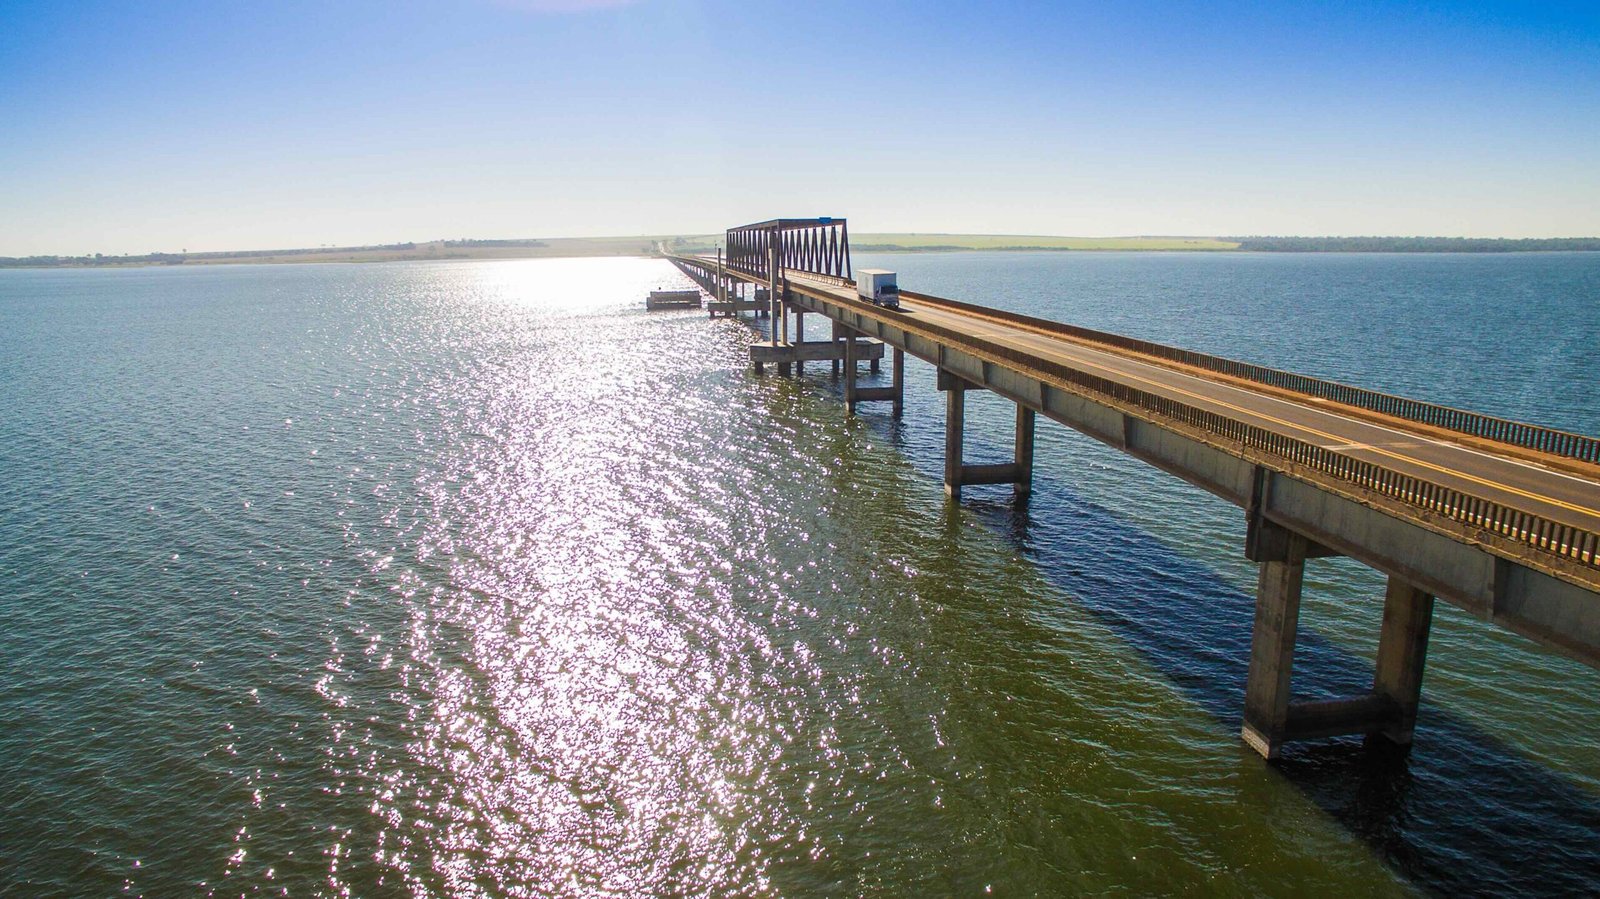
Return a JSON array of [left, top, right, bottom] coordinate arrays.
[[2, 232, 1232, 268], [852, 233, 1240, 251], [17, 231, 1597, 269], [178, 235, 724, 266]]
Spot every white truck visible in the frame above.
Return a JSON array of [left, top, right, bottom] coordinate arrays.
[[856, 269, 901, 310]]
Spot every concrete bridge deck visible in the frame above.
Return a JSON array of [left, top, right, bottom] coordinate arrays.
[[882, 284, 1598, 531], [666, 224, 1600, 760]]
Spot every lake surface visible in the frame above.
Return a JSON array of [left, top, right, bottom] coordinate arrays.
[[2, 252, 1598, 896]]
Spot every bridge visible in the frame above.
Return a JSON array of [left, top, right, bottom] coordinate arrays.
[[666, 217, 1600, 760]]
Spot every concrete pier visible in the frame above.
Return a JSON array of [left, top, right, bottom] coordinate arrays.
[[893, 347, 904, 418], [842, 340, 903, 416], [844, 330, 856, 410], [795, 307, 806, 376], [646, 289, 701, 310], [709, 297, 765, 317], [1373, 576, 1434, 745], [938, 370, 1035, 501], [1014, 403, 1035, 498], [1241, 512, 1437, 758], [944, 376, 963, 497], [710, 275, 765, 318], [1241, 522, 1309, 759], [751, 338, 883, 375]]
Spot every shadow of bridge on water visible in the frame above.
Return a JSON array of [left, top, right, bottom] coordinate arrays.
[[837, 395, 1600, 899]]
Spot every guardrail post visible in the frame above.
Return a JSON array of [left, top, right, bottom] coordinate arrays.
[[1373, 576, 1434, 745], [1242, 521, 1309, 759]]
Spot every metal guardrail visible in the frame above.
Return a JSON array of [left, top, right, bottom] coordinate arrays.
[[897, 290, 1600, 467], [695, 255, 1600, 467], [669, 258, 716, 292], [889, 306, 1600, 572]]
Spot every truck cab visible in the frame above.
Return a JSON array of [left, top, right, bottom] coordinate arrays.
[[857, 269, 901, 310]]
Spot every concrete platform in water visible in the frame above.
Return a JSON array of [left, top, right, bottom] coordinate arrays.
[[646, 289, 702, 310]]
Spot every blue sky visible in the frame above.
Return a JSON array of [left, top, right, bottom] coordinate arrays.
[[2, 0, 1597, 254]]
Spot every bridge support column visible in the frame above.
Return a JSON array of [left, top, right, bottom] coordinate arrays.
[[774, 280, 792, 376], [794, 307, 805, 376], [892, 348, 904, 419], [1240, 511, 1425, 759], [831, 322, 843, 379], [844, 331, 858, 413], [776, 316, 791, 376], [713, 250, 725, 319], [838, 329, 899, 416], [939, 371, 1032, 501], [1373, 576, 1434, 746], [1242, 523, 1309, 760], [943, 374, 966, 499], [768, 245, 780, 328], [1015, 404, 1035, 498]]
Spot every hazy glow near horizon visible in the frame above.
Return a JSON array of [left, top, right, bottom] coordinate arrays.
[[1, 0, 1597, 256]]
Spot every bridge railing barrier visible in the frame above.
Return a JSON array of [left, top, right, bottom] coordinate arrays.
[[898, 290, 1600, 468], [675, 257, 1600, 571], [888, 301, 1600, 574]]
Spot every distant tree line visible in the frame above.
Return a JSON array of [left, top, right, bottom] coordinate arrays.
[[0, 242, 423, 267], [855, 243, 1079, 252], [1229, 236, 1600, 252], [441, 239, 548, 248], [0, 252, 188, 267]]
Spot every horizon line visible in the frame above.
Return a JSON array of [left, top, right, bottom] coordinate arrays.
[[7, 232, 1600, 261]]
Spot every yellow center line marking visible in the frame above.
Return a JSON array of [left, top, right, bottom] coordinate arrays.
[[963, 322, 1600, 521], [824, 287, 1590, 521]]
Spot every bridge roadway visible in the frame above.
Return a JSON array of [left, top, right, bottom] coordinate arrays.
[[669, 250, 1600, 759], [887, 286, 1598, 530]]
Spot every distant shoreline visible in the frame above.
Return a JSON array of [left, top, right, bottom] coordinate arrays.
[[5, 234, 1599, 269]]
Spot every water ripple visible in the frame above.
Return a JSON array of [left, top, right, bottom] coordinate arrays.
[[3, 255, 1598, 896]]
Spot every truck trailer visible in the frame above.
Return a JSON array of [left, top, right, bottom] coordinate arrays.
[[856, 269, 901, 310]]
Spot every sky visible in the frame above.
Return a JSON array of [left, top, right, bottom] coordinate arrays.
[[1, 0, 1598, 255]]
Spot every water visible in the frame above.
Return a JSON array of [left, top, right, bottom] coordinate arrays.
[[1, 252, 1597, 896]]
